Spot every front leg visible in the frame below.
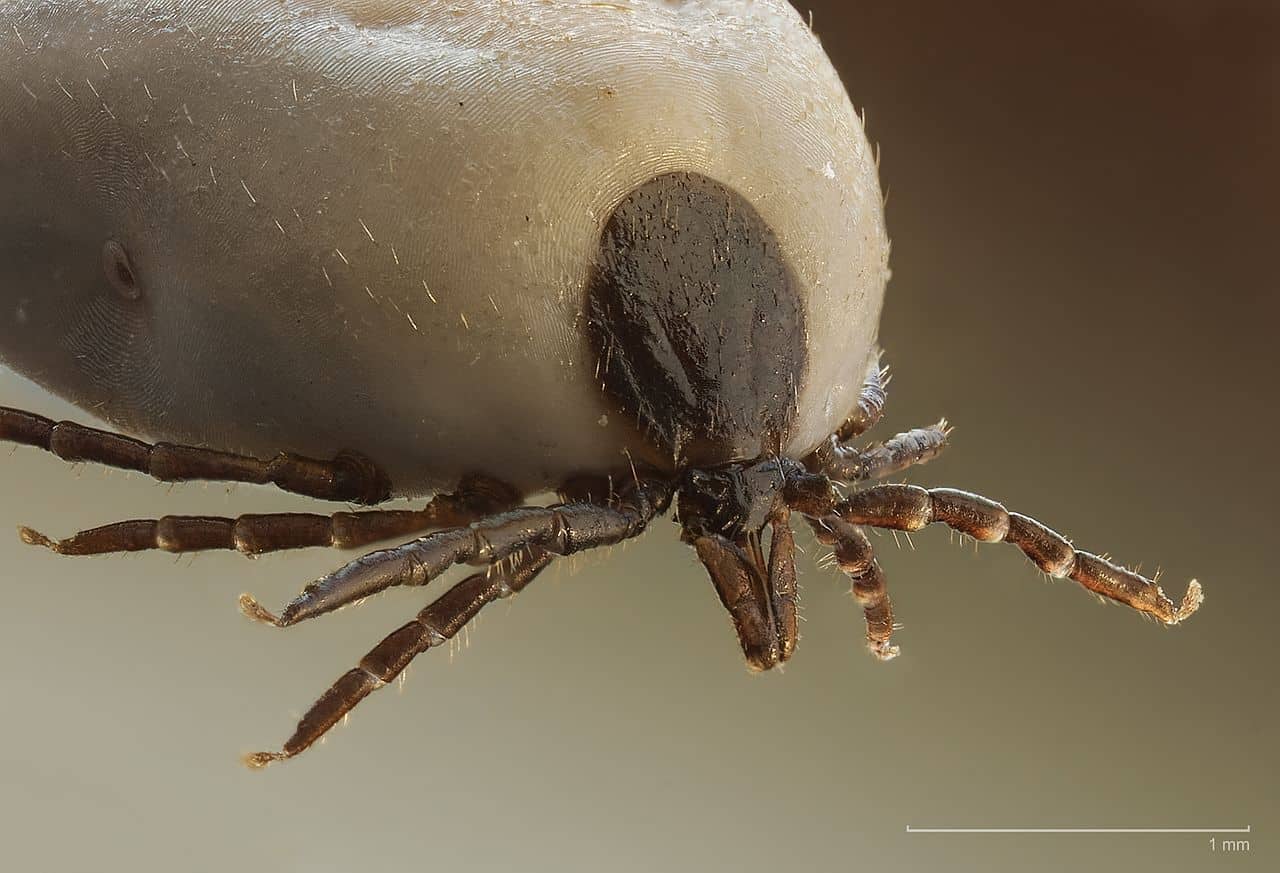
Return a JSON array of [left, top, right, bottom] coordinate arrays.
[[838, 485, 1203, 624]]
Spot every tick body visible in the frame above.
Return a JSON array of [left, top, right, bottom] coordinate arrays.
[[0, 0, 885, 492], [0, 0, 1202, 767]]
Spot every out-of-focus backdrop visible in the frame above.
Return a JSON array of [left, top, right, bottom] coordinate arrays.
[[1, 2, 1275, 871]]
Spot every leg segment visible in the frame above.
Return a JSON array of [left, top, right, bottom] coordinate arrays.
[[837, 485, 1203, 624], [240, 478, 672, 628], [1, 407, 392, 504], [693, 532, 779, 671], [811, 421, 951, 483], [245, 547, 553, 769], [18, 474, 520, 557], [766, 507, 800, 663], [807, 516, 899, 660], [832, 354, 889, 442]]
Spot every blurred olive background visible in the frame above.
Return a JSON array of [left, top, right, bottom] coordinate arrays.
[[1, 2, 1275, 871]]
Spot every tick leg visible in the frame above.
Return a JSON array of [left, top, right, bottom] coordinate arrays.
[[832, 354, 889, 442], [0, 406, 392, 504], [18, 474, 520, 557], [692, 532, 779, 671], [766, 506, 800, 663], [807, 515, 899, 660], [810, 420, 951, 483], [838, 485, 1203, 624], [245, 547, 553, 769], [240, 479, 672, 628]]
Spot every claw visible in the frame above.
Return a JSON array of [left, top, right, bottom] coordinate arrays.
[[18, 525, 58, 550], [242, 750, 286, 770], [238, 593, 284, 627], [869, 640, 900, 661], [1167, 579, 1204, 625]]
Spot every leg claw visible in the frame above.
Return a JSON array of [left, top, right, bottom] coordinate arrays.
[[869, 640, 901, 661], [242, 751, 286, 770], [18, 526, 57, 551], [238, 593, 284, 627], [1167, 580, 1204, 625]]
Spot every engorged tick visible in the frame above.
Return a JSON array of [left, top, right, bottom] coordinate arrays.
[[0, 0, 1202, 768]]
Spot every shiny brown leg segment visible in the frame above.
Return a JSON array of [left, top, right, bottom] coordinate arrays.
[[241, 479, 672, 628], [245, 547, 553, 769], [0, 406, 391, 504], [766, 507, 800, 663], [813, 421, 951, 483], [807, 515, 899, 660], [18, 474, 520, 557], [838, 485, 1203, 624]]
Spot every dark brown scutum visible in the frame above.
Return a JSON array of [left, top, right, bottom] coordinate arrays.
[[586, 172, 807, 468]]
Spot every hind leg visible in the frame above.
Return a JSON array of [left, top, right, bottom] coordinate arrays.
[[1, 406, 391, 503]]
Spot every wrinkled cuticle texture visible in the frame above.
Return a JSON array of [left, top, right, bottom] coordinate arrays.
[[0, 0, 888, 494]]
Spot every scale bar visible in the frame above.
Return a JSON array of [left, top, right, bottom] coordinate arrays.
[[907, 826, 1251, 834]]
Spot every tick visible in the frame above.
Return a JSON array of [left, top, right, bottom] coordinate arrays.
[[0, 0, 1202, 767]]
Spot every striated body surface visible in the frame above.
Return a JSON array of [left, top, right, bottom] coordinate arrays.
[[0, 0, 888, 494], [0, 4, 1204, 770]]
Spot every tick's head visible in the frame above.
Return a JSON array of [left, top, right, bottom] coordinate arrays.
[[676, 458, 801, 543]]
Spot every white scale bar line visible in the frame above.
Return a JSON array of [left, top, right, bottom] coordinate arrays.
[[907, 826, 1251, 834]]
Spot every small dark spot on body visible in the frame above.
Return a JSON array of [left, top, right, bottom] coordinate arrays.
[[101, 240, 141, 301]]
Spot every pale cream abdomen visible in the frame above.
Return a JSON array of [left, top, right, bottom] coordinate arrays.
[[0, 0, 887, 494]]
